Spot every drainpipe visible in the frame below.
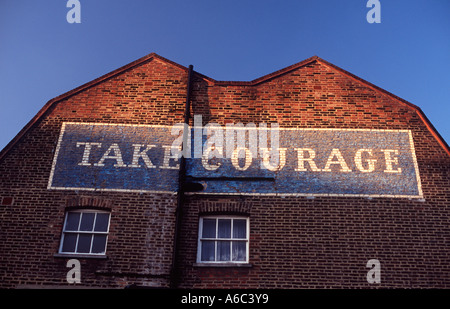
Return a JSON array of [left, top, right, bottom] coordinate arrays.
[[170, 64, 194, 288]]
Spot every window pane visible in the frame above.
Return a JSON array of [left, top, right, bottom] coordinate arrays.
[[232, 241, 246, 261], [61, 233, 77, 252], [79, 213, 95, 231], [202, 219, 216, 238], [65, 212, 80, 231], [217, 241, 231, 261], [94, 213, 110, 232], [76, 234, 93, 253], [218, 219, 231, 238], [233, 219, 247, 239], [91, 235, 107, 254], [201, 241, 215, 261]]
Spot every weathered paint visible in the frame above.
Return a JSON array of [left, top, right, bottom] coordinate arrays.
[[48, 122, 422, 198]]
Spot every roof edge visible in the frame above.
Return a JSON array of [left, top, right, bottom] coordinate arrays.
[[208, 55, 449, 157], [314, 57, 450, 157], [0, 52, 191, 162], [1, 54, 449, 162], [212, 56, 320, 86]]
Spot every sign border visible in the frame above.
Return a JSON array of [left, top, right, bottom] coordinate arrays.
[[47, 122, 423, 199]]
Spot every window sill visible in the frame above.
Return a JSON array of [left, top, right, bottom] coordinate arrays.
[[54, 253, 108, 259], [193, 263, 252, 268]]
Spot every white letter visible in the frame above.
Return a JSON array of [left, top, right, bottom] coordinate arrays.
[[259, 123, 281, 169], [160, 145, 181, 169], [66, 0, 81, 24], [366, 0, 381, 24], [295, 148, 321, 172], [322, 148, 352, 172], [171, 123, 191, 158], [66, 259, 81, 284], [202, 146, 223, 171], [76, 142, 101, 166], [366, 259, 381, 283], [94, 143, 127, 167], [354, 149, 377, 172], [231, 147, 253, 171], [381, 149, 402, 173], [260, 148, 287, 171], [128, 144, 156, 168]]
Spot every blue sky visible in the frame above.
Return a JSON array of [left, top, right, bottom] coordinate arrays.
[[1, 0, 449, 151]]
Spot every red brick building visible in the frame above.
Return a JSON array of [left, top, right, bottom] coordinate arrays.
[[0, 53, 449, 289]]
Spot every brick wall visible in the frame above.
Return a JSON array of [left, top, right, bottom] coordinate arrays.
[[0, 54, 449, 288], [0, 55, 187, 288], [176, 59, 450, 288]]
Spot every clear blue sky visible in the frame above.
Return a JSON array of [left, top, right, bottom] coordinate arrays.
[[1, 0, 449, 151]]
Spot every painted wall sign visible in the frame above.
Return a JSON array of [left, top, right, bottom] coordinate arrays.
[[48, 123, 181, 193], [48, 122, 423, 198]]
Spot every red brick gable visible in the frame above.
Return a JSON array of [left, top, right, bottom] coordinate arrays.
[[1, 53, 449, 162], [0, 53, 191, 162], [0, 52, 449, 289]]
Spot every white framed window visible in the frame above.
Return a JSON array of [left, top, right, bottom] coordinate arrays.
[[197, 216, 249, 264], [59, 210, 111, 256]]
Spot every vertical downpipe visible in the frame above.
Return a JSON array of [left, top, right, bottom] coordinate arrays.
[[170, 64, 194, 288]]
